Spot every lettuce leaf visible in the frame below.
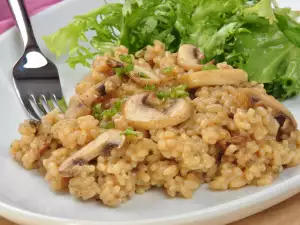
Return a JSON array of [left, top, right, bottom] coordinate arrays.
[[187, 0, 300, 99], [230, 22, 300, 99], [275, 9, 300, 48], [44, 0, 300, 100], [43, 4, 123, 68], [244, 0, 277, 24]]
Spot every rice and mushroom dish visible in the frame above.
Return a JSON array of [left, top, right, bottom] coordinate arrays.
[[10, 41, 300, 207]]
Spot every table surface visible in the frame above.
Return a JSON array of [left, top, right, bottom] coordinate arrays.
[[1, 193, 300, 225]]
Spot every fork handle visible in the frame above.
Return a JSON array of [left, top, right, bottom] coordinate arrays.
[[6, 0, 39, 50]]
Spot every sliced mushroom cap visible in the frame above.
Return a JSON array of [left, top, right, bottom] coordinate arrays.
[[59, 129, 125, 177], [179, 69, 248, 88], [129, 65, 161, 86], [122, 93, 193, 130], [238, 88, 297, 129], [107, 57, 161, 86], [177, 44, 204, 71], [65, 75, 121, 119]]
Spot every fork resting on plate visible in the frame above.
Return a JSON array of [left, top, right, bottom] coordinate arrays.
[[7, 0, 64, 120]]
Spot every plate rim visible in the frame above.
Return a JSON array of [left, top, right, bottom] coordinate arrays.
[[1, 0, 300, 224], [0, 173, 300, 225]]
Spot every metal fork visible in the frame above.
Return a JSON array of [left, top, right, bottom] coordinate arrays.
[[7, 0, 64, 120]]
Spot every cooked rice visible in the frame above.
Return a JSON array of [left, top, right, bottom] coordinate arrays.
[[10, 41, 300, 207]]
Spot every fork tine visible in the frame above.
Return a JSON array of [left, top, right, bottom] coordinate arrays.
[[51, 94, 64, 112], [40, 94, 52, 113], [21, 97, 41, 120], [29, 94, 46, 116]]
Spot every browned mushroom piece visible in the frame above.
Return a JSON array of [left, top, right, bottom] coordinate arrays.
[[177, 44, 204, 71], [122, 93, 193, 130], [65, 75, 121, 119], [27, 119, 41, 134], [238, 88, 297, 136], [179, 69, 248, 88], [129, 65, 161, 86], [59, 129, 125, 177]]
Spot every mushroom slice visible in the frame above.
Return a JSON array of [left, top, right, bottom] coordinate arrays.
[[129, 65, 161, 86], [177, 44, 204, 71], [107, 57, 161, 86], [179, 69, 248, 88], [65, 75, 121, 119], [59, 129, 125, 177], [238, 88, 297, 130], [122, 93, 193, 130]]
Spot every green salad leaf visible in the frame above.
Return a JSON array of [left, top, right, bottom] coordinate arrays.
[[43, 4, 123, 68], [44, 0, 300, 100], [244, 0, 277, 24], [275, 9, 300, 48]]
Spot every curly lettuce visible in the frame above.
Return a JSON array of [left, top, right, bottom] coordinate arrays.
[[43, 3, 123, 68], [44, 0, 300, 100]]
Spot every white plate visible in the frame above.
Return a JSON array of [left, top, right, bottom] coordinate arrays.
[[0, 1, 300, 225]]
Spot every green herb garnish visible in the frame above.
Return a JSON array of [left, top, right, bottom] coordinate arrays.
[[156, 85, 189, 100], [119, 54, 132, 64], [121, 127, 140, 136], [101, 99, 123, 119], [144, 84, 156, 91], [202, 64, 217, 71], [92, 99, 123, 122], [103, 121, 115, 129], [156, 91, 167, 100], [114, 64, 134, 77], [163, 67, 173, 73], [115, 54, 134, 77], [92, 103, 102, 120], [138, 72, 150, 78]]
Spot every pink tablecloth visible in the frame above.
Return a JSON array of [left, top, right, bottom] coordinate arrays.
[[0, 0, 61, 34]]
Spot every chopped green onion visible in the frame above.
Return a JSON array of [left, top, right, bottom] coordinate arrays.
[[156, 91, 167, 100], [92, 103, 102, 120], [144, 84, 156, 91], [114, 54, 134, 77], [202, 64, 217, 71], [115, 67, 124, 77], [138, 72, 150, 78], [156, 85, 189, 100], [121, 127, 140, 136], [104, 121, 115, 129], [92, 99, 123, 122], [101, 99, 123, 119], [163, 67, 173, 73], [119, 54, 132, 64]]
